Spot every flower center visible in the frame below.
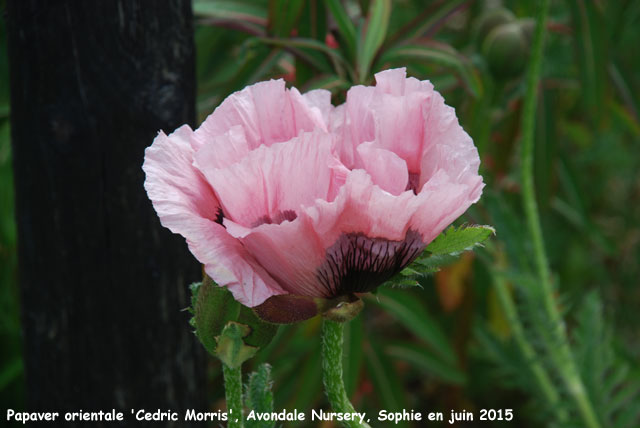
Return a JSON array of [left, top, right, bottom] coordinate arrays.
[[406, 172, 421, 194], [316, 229, 425, 298]]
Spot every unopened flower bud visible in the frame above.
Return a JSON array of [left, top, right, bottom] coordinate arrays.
[[474, 8, 516, 45], [482, 22, 528, 79]]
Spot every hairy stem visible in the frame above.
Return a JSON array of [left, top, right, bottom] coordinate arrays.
[[520, 1, 600, 427], [322, 319, 371, 428], [223, 363, 244, 428]]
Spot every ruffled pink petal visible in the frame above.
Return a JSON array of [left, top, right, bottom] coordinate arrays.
[[143, 125, 219, 228], [222, 170, 418, 299], [192, 125, 251, 171], [369, 89, 430, 173], [229, 170, 423, 299], [192, 80, 333, 167], [306, 170, 419, 249], [229, 165, 482, 300], [196, 130, 340, 227], [225, 215, 327, 297], [419, 90, 481, 191], [333, 68, 429, 173], [290, 87, 332, 132], [334, 67, 481, 194], [143, 125, 284, 307], [373, 67, 408, 94], [184, 217, 286, 306], [305, 166, 483, 275], [355, 142, 409, 195], [409, 170, 484, 244], [305, 170, 482, 293]]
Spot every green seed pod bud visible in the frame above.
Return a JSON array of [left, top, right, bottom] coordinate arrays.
[[518, 17, 536, 46], [482, 22, 528, 79], [474, 8, 516, 46]]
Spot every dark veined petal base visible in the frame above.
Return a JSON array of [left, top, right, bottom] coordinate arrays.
[[316, 229, 426, 298]]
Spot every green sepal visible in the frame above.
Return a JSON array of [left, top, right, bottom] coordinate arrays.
[[237, 305, 279, 348], [216, 322, 259, 369], [321, 295, 364, 323], [190, 274, 279, 359], [193, 275, 241, 355]]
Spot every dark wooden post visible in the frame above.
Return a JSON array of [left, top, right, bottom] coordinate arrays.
[[7, 1, 206, 425]]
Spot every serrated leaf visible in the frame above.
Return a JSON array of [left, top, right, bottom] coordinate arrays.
[[426, 225, 495, 256], [412, 253, 458, 272], [388, 276, 421, 289], [357, 0, 391, 82]]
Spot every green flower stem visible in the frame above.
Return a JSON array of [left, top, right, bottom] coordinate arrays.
[[322, 319, 371, 428], [520, 1, 600, 428], [223, 363, 244, 428]]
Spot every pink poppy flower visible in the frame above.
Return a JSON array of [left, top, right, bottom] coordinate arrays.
[[143, 68, 483, 323]]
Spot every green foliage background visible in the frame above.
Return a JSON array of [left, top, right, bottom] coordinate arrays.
[[2, 0, 640, 426]]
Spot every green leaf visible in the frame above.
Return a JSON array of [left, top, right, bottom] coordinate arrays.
[[301, 74, 350, 93], [425, 225, 495, 256], [365, 335, 409, 428], [389, 0, 467, 42], [370, 287, 457, 365], [268, 0, 305, 37], [326, 0, 357, 60], [395, 225, 493, 278], [386, 342, 466, 385], [253, 37, 342, 75], [357, 0, 391, 82], [289, 347, 323, 410], [245, 364, 275, 428], [297, 0, 327, 41], [0, 357, 23, 390], [216, 322, 259, 369], [193, 0, 268, 27], [377, 43, 483, 97]]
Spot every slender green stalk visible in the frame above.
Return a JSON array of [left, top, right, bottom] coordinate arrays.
[[520, 2, 600, 427], [223, 363, 244, 428], [321, 319, 371, 428], [492, 270, 567, 422]]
